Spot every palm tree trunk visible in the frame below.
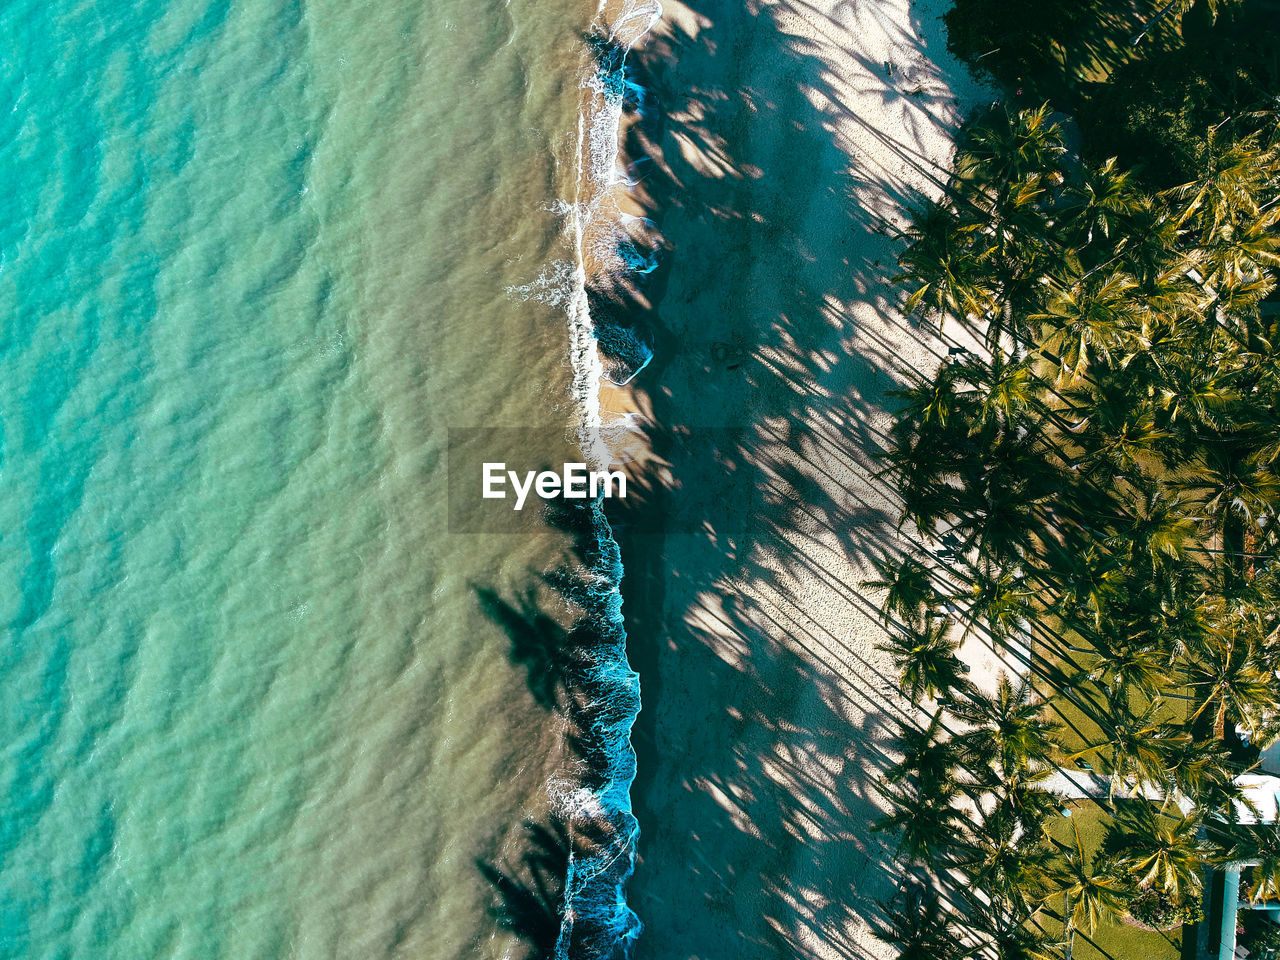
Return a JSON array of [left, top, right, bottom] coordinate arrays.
[[1129, 0, 1182, 45], [1064, 894, 1074, 960]]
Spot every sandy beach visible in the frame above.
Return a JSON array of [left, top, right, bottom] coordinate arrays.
[[597, 0, 990, 955]]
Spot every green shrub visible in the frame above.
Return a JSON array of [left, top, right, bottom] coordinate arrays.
[[1240, 913, 1280, 960], [1127, 886, 1203, 929]]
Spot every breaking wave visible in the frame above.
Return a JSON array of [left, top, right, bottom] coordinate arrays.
[[551, 2, 661, 957]]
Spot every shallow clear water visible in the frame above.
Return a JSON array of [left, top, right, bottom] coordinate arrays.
[[0, 0, 599, 956]]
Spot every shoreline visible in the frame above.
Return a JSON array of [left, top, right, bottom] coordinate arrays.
[[595, 0, 991, 955], [552, 1, 663, 955]]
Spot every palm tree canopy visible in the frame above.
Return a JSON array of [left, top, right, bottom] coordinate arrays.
[[1073, 700, 1189, 797], [886, 710, 968, 794], [1044, 821, 1126, 936], [873, 778, 968, 868], [951, 673, 1061, 777], [1104, 803, 1207, 903], [1221, 821, 1280, 903], [877, 106, 1279, 955], [873, 883, 971, 960], [877, 617, 969, 704], [866, 554, 941, 628]]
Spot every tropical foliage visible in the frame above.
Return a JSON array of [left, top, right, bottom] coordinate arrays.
[[1126, 884, 1201, 929], [869, 96, 1279, 959], [943, 0, 1278, 188]]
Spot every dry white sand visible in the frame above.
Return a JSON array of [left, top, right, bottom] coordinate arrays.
[[596, 0, 994, 956]]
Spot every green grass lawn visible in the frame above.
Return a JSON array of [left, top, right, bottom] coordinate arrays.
[[1037, 801, 1183, 960]]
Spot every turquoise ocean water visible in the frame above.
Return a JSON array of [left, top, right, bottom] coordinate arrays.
[[0, 0, 635, 956]]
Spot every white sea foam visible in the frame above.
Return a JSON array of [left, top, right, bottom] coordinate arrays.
[[506, 258, 576, 307], [549, 4, 661, 957]]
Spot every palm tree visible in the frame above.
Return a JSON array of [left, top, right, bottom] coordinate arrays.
[[953, 352, 1046, 435], [956, 104, 1067, 209], [957, 805, 1055, 918], [1034, 269, 1146, 383], [1112, 483, 1198, 579], [885, 371, 972, 538], [895, 468, 964, 541], [890, 359, 970, 435], [1183, 601, 1277, 741], [876, 110, 1280, 953], [1180, 443, 1280, 579], [1070, 701, 1188, 797], [1104, 803, 1207, 905], [1063, 157, 1146, 253], [963, 568, 1034, 646], [987, 767, 1066, 839], [877, 617, 970, 704], [951, 673, 1061, 777], [1161, 736, 1243, 812], [969, 900, 1064, 960], [1221, 821, 1280, 904], [886, 710, 967, 795], [1042, 821, 1125, 960], [1198, 442, 1280, 529], [940, 106, 1069, 352], [1242, 594, 1280, 675], [1174, 127, 1280, 347], [1173, 127, 1280, 243], [874, 778, 968, 869], [1081, 633, 1172, 705], [1063, 377, 1172, 480], [1049, 541, 1127, 632], [897, 198, 996, 327], [866, 554, 942, 628], [874, 883, 971, 960], [950, 427, 1058, 568], [1200, 206, 1280, 339]]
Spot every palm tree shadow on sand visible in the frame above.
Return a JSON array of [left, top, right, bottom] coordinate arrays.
[[599, 1, 993, 958]]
